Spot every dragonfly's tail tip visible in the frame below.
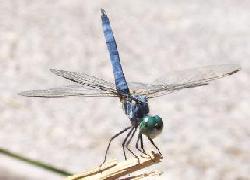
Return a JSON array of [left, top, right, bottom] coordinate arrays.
[[101, 8, 106, 15]]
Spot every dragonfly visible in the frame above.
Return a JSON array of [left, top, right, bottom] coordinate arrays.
[[19, 9, 241, 164]]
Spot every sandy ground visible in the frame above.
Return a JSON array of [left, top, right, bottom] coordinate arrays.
[[0, 0, 249, 179]]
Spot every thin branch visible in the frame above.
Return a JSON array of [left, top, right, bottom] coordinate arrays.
[[0, 147, 72, 176], [67, 151, 163, 180]]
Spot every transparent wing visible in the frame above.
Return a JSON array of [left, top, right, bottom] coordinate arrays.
[[19, 84, 118, 98], [49, 69, 117, 94], [19, 69, 119, 98], [128, 82, 161, 95], [130, 64, 241, 98]]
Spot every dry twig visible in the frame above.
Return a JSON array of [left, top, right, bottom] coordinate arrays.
[[66, 151, 163, 180]]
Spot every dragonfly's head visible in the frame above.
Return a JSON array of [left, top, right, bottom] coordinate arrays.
[[139, 115, 163, 139]]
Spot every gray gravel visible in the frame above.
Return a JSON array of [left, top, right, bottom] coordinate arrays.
[[0, 0, 249, 179]]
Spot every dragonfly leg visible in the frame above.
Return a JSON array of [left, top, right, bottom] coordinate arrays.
[[135, 134, 140, 151], [147, 136, 162, 156], [101, 126, 131, 165], [136, 133, 147, 155], [122, 127, 134, 160], [140, 134, 146, 154], [125, 127, 138, 159]]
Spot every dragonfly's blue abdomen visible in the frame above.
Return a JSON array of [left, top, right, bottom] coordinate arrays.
[[101, 10, 129, 95]]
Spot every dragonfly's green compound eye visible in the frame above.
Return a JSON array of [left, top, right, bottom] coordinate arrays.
[[139, 115, 163, 139]]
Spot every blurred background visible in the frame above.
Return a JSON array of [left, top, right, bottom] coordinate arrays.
[[0, 0, 249, 179]]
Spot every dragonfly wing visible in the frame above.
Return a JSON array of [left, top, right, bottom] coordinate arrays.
[[128, 82, 161, 96], [130, 64, 241, 98], [50, 69, 117, 94], [19, 85, 118, 98]]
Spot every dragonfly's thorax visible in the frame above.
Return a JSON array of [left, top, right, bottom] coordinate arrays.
[[122, 95, 149, 126]]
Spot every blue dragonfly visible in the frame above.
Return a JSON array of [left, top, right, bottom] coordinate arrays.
[[19, 9, 241, 164]]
